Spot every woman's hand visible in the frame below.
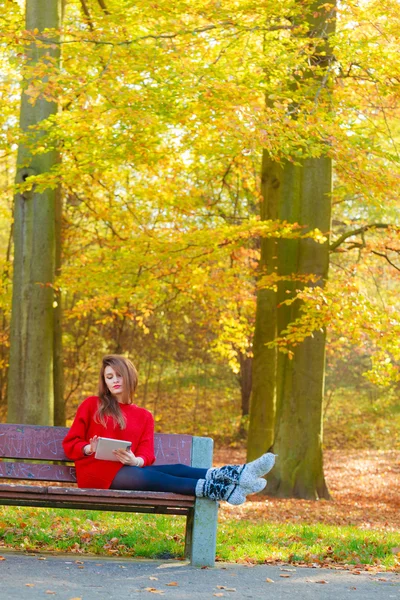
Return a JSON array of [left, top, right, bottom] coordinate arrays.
[[113, 448, 141, 466], [89, 435, 99, 452], [83, 435, 99, 456]]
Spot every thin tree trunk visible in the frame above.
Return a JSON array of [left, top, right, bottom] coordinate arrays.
[[153, 363, 164, 422], [7, 0, 61, 425], [0, 162, 13, 418], [53, 184, 65, 425], [238, 353, 252, 417], [141, 355, 154, 408]]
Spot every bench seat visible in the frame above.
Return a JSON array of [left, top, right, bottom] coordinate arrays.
[[0, 483, 195, 513]]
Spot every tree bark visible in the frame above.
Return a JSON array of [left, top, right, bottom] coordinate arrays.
[[7, 0, 61, 425], [247, 153, 279, 460], [267, 157, 332, 499]]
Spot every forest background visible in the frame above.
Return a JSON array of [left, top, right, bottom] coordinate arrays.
[[0, 0, 399, 500]]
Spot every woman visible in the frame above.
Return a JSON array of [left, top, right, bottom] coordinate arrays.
[[63, 355, 276, 505]]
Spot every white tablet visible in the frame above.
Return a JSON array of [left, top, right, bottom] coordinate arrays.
[[94, 437, 132, 462]]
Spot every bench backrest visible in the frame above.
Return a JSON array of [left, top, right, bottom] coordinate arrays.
[[0, 424, 193, 484]]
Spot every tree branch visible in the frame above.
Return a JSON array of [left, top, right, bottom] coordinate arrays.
[[79, 0, 94, 31], [330, 223, 395, 252], [371, 250, 400, 272], [34, 22, 297, 47], [97, 0, 110, 15]]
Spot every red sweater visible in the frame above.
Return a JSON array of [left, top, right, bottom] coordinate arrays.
[[63, 396, 155, 489]]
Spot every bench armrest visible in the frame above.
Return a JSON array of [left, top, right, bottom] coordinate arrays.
[[191, 436, 213, 469]]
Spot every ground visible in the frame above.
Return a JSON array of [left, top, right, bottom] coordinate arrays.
[[214, 448, 400, 531]]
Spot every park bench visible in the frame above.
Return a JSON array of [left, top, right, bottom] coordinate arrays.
[[0, 423, 218, 567]]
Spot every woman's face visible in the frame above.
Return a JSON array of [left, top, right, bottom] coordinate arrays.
[[104, 365, 124, 399]]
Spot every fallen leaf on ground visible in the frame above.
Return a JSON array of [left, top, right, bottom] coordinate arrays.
[[45, 592, 56, 595], [166, 582, 178, 586], [280, 574, 291, 578], [149, 576, 158, 581], [143, 588, 164, 595], [315, 580, 328, 584], [0, 557, 5, 561], [213, 595, 224, 598], [266, 578, 274, 583], [25, 584, 35, 587], [216, 586, 236, 591], [377, 578, 387, 582], [215, 449, 400, 535]]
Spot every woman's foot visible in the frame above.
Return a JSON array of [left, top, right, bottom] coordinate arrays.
[[195, 479, 246, 505], [241, 477, 267, 495], [206, 453, 276, 488], [239, 453, 276, 489]]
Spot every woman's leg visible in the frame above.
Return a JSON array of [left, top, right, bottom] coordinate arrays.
[[111, 465, 252, 506], [146, 464, 208, 479], [110, 461, 271, 505], [110, 465, 198, 495]]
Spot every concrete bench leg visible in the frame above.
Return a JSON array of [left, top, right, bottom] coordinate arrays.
[[185, 497, 218, 567], [185, 435, 218, 567]]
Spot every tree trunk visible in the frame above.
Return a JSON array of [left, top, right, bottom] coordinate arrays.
[[238, 353, 252, 417], [267, 157, 332, 499], [53, 184, 65, 426], [248, 1, 335, 496], [7, 0, 61, 425]]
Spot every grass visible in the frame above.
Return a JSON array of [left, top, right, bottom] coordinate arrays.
[[0, 507, 399, 570]]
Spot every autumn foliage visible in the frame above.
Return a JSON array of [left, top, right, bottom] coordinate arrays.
[[0, 0, 398, 461]]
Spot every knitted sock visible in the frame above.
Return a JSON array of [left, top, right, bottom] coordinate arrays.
[[195, 479, 246, 505], [206, 453, 276, 487], [241, 477, 266, 495], [239, 453, 276, 489]]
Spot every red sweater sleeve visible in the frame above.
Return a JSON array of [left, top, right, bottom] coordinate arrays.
[[63, 397, 95, 460], [135, 411, 155, 466]]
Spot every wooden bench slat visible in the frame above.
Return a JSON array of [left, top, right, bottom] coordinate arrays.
[[0, 424, 192, 465], [0, 495, 192, 515], [0, 462, 77, 482], [46, 493, 194, 508], [47, 486, 195, 502], [153, 434, 192, 465], [0, 486, 194, 509], [0, 483, 48, 493], [0, 424, 69, 460]]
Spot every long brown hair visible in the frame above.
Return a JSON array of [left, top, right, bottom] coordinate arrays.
[[96, 355, 138, 429]]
